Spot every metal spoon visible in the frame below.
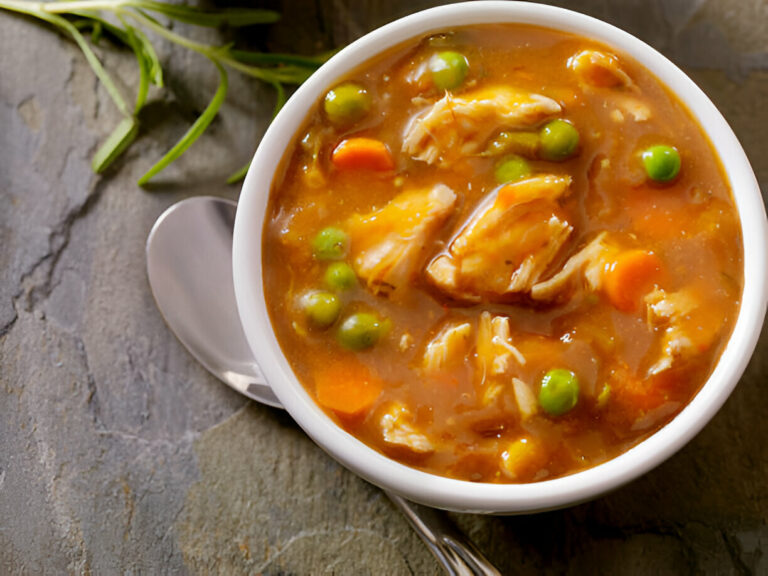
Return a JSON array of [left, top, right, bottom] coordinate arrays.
[[146, 196, 501, 576]]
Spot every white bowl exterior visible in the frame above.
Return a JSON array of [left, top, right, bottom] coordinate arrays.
[[233, 1, 768, 513]]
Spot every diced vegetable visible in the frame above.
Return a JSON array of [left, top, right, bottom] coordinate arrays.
[[337, 312, 389, 350], [331, 137, 394, 171], [539, 119, 580, 161], [642, 145, 681, 182], [312, 227, 349, 260], [301, 292, 341, 328], [603, 250, 663, 312], [500, 437, 547, 480], [323, 83, 371, 125], [429, 51, 469, 90], [324, 262, 357, 291], [315, 361, 382, 416], [494, 155, 532, 184], [483, 130, 540, 158], [538, 369, 580, 416]]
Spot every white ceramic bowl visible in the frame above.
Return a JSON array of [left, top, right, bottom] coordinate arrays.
[[233, 1, 768, 513]]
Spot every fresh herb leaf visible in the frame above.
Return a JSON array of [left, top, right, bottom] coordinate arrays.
[[44, 12, 132, 117], [225, 161, 250, 185], [225, 80, 287, 184], [92, 116, 139, 173], [123, 22, 150, 111], [138, 60, 228, 185], [0, 0, 324, 185], [131, 1, 280, 28]]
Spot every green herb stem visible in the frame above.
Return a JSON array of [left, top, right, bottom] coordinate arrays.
[[0, 0, 324, 184], [137, 60, 228, 185]]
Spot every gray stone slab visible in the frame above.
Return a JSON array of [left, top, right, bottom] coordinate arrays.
[[1, 0, 766, 574]]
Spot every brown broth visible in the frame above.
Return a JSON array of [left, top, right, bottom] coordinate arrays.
[[262, 25, 743, 483]]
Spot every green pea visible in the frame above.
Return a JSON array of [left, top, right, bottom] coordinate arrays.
[[312, 227, 349, 261], [337, 312, 388, 350], [494, 155, 532, 184], [538, 369, 580, 416], [642, 145, 681, 182], [323, 83, 371, 125], [301, 292, 341, 328], [324, 262, 357, 291], [539, 119, 580, 161], [429, 51, 469, 91]]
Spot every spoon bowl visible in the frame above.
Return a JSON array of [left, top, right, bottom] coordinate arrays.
[[146, 196, 280, 408], [145, 196, 501, 576]]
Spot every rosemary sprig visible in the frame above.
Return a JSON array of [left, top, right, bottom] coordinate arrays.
[[0, 0, 325, 185]]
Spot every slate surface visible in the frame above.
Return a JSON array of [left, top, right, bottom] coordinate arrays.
[[1, 0, 766, 574]]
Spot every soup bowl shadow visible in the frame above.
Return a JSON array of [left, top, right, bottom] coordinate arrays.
[[232, 1, 768, 513]]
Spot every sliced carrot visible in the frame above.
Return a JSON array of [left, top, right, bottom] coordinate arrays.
[[602, 250, 663, 312], [331, 137, 394, 172], [314, 359, 382, 417]]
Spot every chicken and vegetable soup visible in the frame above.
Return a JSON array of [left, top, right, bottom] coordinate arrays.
[[263, 25, 743, 483]]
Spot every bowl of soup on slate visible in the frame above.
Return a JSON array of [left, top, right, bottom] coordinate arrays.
[[233, 2, 767, 513]]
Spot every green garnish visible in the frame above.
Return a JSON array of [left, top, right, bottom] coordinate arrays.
[[0, 0, 328, 185]]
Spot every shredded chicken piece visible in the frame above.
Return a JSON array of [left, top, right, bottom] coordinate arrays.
[[645, 288, 705, 375], [568, 50, 634, 89], [399, 333, 414, 352], [423, 322, 472, 373], [426, 175, 573, 301], [477, 312, 524, 378], [347, 184, 457, 296], [568, 50, 651, 123], [402, 86, 561, 166], [530, 232, 617, 301], [482, 382, 504, 405], [512, 378, 538, 419], [475, 312, 529, 408], [380, 403, 434, 454], [646, 287, 698, 325], [614, 95, 651, 122]]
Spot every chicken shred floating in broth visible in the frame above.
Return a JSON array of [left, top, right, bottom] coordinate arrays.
[[262, 24, 743, 483]]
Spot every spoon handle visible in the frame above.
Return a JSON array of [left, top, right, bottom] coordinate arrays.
[[386, 492, 501, 576]]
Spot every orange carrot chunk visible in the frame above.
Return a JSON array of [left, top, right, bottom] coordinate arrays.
[[331, 137, 395, 171], [603, 250, 663, 312], [315, 361, 382, 416]]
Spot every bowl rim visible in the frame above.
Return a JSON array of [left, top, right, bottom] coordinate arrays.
[[233, 0, 768, 513]]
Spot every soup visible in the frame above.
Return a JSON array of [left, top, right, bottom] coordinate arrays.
[[262, 25, 743, 483]]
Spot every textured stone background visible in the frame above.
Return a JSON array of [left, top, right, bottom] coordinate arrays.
[[1, 0, 766, 574]]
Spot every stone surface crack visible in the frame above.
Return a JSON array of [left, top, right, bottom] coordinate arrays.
[[721, 529, 752, 576], [13, 175, 108, 317], [77, 336, 102, 428], [0, 312, 18, 339]]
